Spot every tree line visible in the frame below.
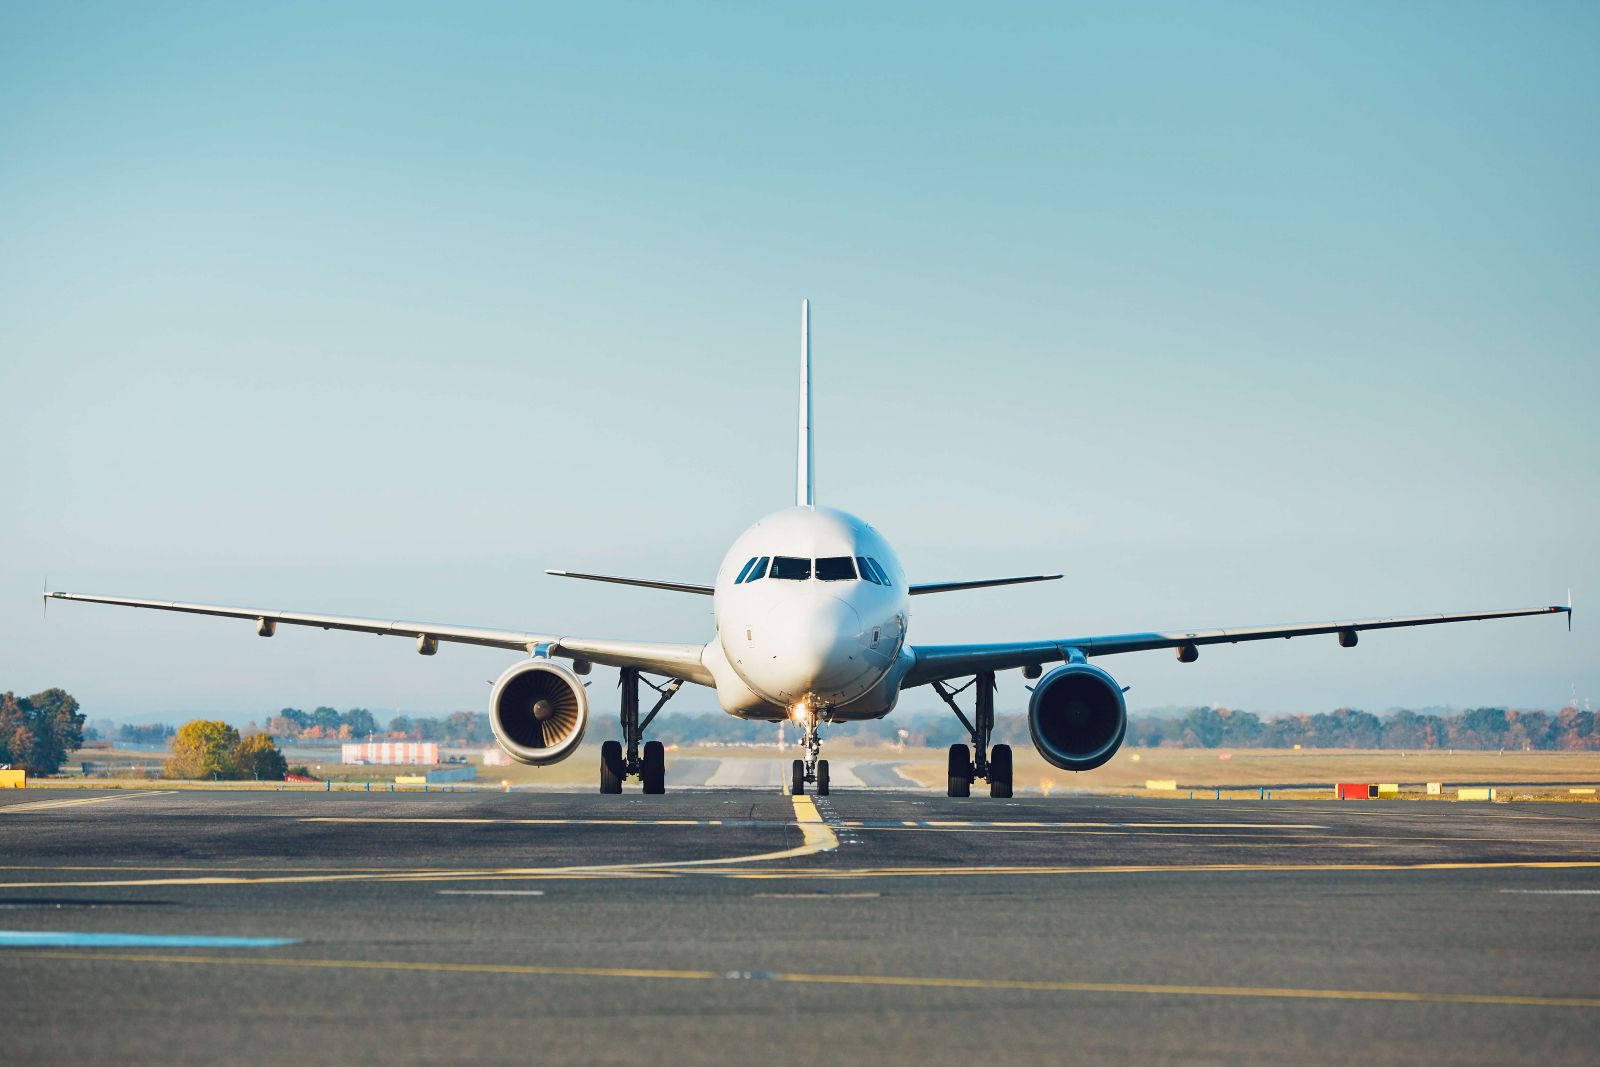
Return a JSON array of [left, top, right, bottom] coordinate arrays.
[[266, 707, 495, 745], [1125, 705, 1600, 751]]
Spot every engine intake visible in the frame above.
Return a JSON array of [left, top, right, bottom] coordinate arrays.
[[489, 659, 589, 765], [1027, 662, 1127, 771]]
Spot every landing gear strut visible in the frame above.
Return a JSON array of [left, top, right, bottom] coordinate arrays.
[[600, 668, 681, 794], [932, 671, 1012, 798], [789, 707, 830, 797]]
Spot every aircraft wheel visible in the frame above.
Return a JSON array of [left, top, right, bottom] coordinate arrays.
[[791, 758, 806, 796], [816, 759, 830, 796], [642, 740, 666, 795], [946, 744, 972, 798], [989, 744, 1013, 799], [600, 740, 624, 794]]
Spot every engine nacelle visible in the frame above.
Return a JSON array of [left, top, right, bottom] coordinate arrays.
[[1027, 662, 1127, 771], [488, 659, 590, 766]]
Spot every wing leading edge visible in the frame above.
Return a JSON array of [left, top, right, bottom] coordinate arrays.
[[909, 574, 1062, 595], [902, 604, 1571, 688], [44, 591, 713, 685]]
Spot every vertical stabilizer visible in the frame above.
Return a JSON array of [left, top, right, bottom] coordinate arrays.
[[797, 299, 814, 507]]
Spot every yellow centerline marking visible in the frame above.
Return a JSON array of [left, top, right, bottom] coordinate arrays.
[[708, 859, 1600, 879], [0, 790, 174, 814], [8, 951, 1597, 1010], [0, 796, 837, 889], [843, 821, 1329, 829]]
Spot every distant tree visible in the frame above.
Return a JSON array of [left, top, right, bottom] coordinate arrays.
[[277, 708, 309, 729], [1556, 707, 1597, 750], [0, 689, 86, 775], [1184, 707, 1223, 748], [118, 722, 174, 746], [1457, 707, 1511, 750], [266, 715, 302, 739], [310, 706, 341, 732], [342, 708, 378, 737], [0, 692, 34, 770], [387, 714, 413, 738], [233, 732, 288, 780], [1381, 709, 1427, 749], [1505, 709, 1552, 751], [1263, 714, 1309, 748], [166, 720, 241, 780]]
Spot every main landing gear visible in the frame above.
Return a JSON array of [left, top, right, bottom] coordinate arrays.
[[789, 707, 830, 797], [932, 671, 1012, 798], [600, 668, 681, 795]]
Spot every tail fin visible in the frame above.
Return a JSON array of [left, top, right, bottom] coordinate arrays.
[[797, 298, 814, 508]]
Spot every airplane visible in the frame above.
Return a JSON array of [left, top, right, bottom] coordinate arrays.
[[45, 301, 1572, 797]]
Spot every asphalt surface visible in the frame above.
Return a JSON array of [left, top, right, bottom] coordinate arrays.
[[2, 786, 1598, 1066]]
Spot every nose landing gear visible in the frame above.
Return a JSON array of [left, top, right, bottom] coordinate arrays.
[[599, 668, 680, 794], [788, 706, 830, 796], [932, 671, 1013, 798]]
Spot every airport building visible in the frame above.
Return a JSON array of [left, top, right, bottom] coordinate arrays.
[[341, 742, 440, 765]]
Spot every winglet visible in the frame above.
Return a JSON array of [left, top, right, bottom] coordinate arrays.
[[797, 298, 814, 508]]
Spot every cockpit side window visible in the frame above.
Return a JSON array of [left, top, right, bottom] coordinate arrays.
[[866, 557, 892, 586], [734, 558, 758, 584], [855, 556, 880, 585], [770, 556, 812, 581], [747, 556, 770, 582], [815, 556, 856, 581]]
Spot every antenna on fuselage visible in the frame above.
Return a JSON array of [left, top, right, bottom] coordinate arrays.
[[797, 298, 814, 508]]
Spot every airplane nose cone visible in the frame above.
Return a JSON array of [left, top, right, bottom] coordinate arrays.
[[750, 595, 868, 702]]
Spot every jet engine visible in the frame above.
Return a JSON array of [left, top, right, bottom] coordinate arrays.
[[488, 659, 590, 765], [1027, 662, 1127, 771]]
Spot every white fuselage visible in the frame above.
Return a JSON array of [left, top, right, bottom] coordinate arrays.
[[701, 506, 912, 722]]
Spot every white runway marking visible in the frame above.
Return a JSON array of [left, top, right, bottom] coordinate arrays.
[[705, 759, 781, 788], [1497, 889, 1600, 895], [703, 758, 868, 788], [0, 790, 174, 814], [437, 890, 546, 896]]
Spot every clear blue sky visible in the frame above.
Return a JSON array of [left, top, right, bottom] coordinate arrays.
[[2, 2, 1594, 724]]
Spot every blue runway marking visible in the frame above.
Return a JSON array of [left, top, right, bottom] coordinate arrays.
[[0, 931, 298, 948]]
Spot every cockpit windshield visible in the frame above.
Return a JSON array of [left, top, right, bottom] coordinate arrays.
[[815, 556, 857, 581], [769, 556, 812, 581]]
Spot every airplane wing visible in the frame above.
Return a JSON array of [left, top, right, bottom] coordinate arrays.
[[545, 570, 714, 595], [44, 591, 714, 685], [909, 574, 1062, 595], [901, 603, 1571, 688]]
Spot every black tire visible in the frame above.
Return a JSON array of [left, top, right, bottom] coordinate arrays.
[[642, 740, 665, 795], [989, 743, 1013, 799], [600, 740, 624, 794], [816, 759, 830, 796], [791, 758, 806, 796], [947, 744, 972, 798]]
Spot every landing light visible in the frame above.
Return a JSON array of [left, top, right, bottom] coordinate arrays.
[[789, 703, 811, 724]]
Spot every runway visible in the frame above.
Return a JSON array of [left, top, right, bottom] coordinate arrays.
[[2, 788, 1598, 1065]]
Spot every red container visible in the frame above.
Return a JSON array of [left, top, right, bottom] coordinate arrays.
[[1336, 782, 1371, 800]]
